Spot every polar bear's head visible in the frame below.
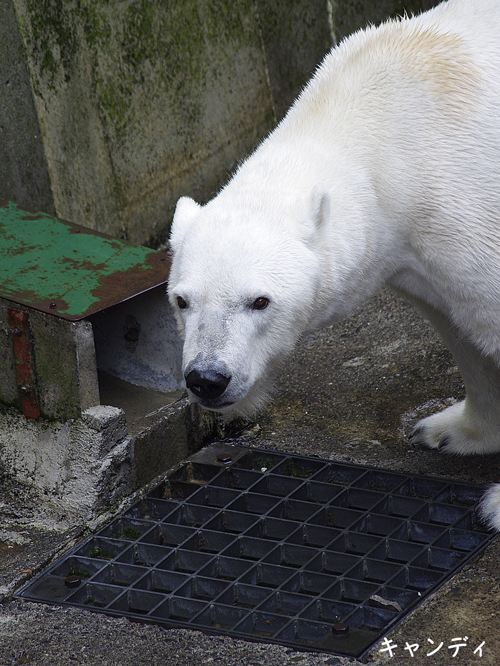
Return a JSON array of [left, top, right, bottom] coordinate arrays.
[[167, 193, 328, 415]]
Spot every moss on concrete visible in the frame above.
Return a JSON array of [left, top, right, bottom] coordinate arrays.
[[0, 1, 54, 214], [7, 0, 445, 245], [12, 0, 275, 245]]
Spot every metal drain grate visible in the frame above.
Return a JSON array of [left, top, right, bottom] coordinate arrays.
[[18, 445, 496, 659]]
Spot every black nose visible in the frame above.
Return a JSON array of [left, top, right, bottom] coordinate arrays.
[[185, 368, 231, 401]]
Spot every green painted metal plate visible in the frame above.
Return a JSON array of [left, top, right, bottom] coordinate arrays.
[[0, 199, 170, 320]]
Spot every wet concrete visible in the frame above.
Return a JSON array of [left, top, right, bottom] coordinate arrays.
[[1, 288, 499, 665], [97, 371, 184, 437]]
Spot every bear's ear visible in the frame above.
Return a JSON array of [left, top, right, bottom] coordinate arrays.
[[169, 196, 201, 252], [302, 188, 330, 245]]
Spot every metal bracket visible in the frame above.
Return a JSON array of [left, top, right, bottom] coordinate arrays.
[[8, 308, 40, 419]]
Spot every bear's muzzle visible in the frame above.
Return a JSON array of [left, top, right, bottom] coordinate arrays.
[[185, 367, 232, 403]]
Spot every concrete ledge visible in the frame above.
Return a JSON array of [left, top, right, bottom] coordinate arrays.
[[0, 405, 133, 517], [0, 392, 242, 517]]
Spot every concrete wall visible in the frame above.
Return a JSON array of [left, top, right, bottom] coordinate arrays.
[[0, 1, 443, 247], [0, 1, 55, 215], [0, 299, 100, 421], [3, 0, 332, 247], [0, 405, 133, 516], [255, 0, 334, 122], [333, 0, 442, 42], [11, 0, 277, 246]]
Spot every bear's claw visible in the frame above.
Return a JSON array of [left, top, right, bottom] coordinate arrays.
[[408, 426, 426, 446], [438, 437, 450, 450]]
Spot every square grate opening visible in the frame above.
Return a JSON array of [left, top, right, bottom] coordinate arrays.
[[18, 445, 496, 659]]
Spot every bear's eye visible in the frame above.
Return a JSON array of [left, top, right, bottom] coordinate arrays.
[[251, 297, 270, 311], [177, 296, 188, 310]]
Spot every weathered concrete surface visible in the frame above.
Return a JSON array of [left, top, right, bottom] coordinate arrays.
[[0, 299, 100, 420], [0, 405, 133, 517], [333, 1, 442, 43], [0, 0, 339, 246], [0, 474, 82, 602], [110, 392, 230, 489], [256, 0, 334, 121], [0, 287, 217, 513], [9, 0, 277, 245], [0, 0, 444, 248], [1, 289, 498, 665], [90, 286, 184, 395], [0, 1, 55, 214]]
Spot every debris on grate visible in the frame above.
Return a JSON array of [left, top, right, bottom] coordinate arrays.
[[17, 445, 496, 659]]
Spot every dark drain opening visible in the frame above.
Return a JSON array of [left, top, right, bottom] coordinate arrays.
[[17, 445, 496, 659]]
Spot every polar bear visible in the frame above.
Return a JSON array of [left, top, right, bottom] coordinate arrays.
[[168, 0, 500, 529]]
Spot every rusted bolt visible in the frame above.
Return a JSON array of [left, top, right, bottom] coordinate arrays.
[[332, 622, 349, 635], [124, 328, 140, 342], [217, 453, 232, 463], [49, 301, 57, 309], [64, 575, 81, 588]]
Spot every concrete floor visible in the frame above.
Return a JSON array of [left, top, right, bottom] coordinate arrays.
[[1, 288, 499, 665]]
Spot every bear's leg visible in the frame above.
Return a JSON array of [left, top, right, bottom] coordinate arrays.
[[408, 302, 500, 455]]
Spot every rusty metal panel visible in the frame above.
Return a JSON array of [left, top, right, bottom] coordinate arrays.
[[0, 200, 170, 320]]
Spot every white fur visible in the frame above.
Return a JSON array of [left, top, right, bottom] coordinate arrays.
[[480, 485, 500, 531], [168, 0, 500, 529]]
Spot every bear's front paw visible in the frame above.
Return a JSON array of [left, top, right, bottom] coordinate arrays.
[[409, 400, 499, 455], [410, 425, 450, 450]]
